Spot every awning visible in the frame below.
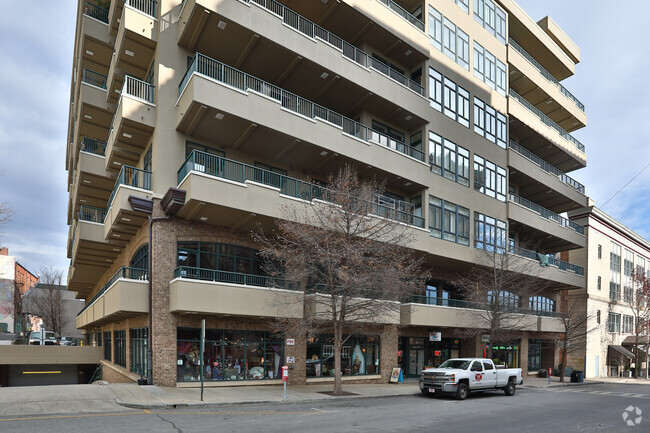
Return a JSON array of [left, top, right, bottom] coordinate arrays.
[[622, 335, 650, 346], [608, 345, 635, 359]]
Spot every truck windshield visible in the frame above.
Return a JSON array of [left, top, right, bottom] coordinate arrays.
[[438, 360, 471, 369]]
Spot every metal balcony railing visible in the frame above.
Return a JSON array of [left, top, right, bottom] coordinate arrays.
[[126, 0, 156, 17], [509, 193, 585, 235], [123, 75, 154, 103], [508, 245, 585, 276], [84, 1, 109, 23], [178, 150, 426, 229], [107, 165, 152, 210], [509, 38, 584, 112], [80, 137, 107, 156], [179, 53, 425, 162], [409, 295, 564, 318], [82, 69, 107, 89], [509, 141, 585, 194], [174, 266, 301, 290], [79, 206, 107, 223], [509, 89, 585, 153], [377, 0, 425, 31], [246, 0, 424, 96], [77, 267, 148, 317]]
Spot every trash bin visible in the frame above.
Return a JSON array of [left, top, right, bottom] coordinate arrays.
[[571, 370, 583, 383]]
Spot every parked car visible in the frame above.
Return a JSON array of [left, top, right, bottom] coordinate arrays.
[[420, 358, 523, 400], [28, 331, 58, 345], [10, 333, 29, 345], [58, 336, 76, 346]]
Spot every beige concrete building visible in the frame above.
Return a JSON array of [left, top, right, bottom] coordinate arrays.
[[568, 205, 650, 378], [67, 0, 588, 385]]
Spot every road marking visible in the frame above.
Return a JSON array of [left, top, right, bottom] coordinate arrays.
[[143, 410, 151, 414]]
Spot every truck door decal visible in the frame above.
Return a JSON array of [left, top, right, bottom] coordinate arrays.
[[475, 373, 483, 381]]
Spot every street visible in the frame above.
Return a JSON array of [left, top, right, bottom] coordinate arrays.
[[0, 383, 649, 432]]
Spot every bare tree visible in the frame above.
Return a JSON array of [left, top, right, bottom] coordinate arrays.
[[555, 290, 599, 382], [454, 245, 553, 361], [24, 267, 68, 337], [0, 200, 11, 228], [255, 165, 427, 395], [623, 271, 650, 378]]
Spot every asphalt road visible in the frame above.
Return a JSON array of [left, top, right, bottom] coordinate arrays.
[[1, 383, 649, 432]]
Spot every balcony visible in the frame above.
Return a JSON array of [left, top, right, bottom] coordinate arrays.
[[508, 193, 585, 251], [104, 166, 152, 244], [84, 1, 109, 24], [76, 267, 148, 328], [177, 151, 425, 229], [305, 293, 401, 324], [169, 267, 303, 319], [80, 1, 112, 51], [508, 141, 587, 213], [73, 70, 114, 153], [509, 39, 585, 118], [178, 53, 426, 164], [81, 136, 107, 156], [105, 76, 155, 170], [376, 0, 425, 32], [68, 206, 121, 296], [509, 245, 584, 277], [400, 296, 564, 332]]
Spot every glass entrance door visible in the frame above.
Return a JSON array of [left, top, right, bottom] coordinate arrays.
[[408, 348, 425, 376]]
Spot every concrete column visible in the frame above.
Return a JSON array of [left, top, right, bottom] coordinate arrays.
[[380, 325, 398, 382], [519, 336, 529, 374]]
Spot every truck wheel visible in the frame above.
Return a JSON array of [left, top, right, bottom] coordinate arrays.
[[456, 383, 469, 400], [504, 380, 516, 396]]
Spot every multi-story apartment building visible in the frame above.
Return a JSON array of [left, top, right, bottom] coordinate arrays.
[[67, 0, 588, 385], [568, 205, 650, 378], [0, 247, 40, 333]]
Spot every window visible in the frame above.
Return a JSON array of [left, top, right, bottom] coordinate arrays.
[[474, 155, 507, 201], [473, 42, 506, 94], [178, 242, 268, 277], [488, 290, 521, 308], [114, 330, 126, 367], [429, 68, 470, 128], [596, 310, 601, 324], [474, 98, 507, 148], [474, 0, 507, 43], [130, 328, 148, 377], [143, 146, 152, 172], [306, 335, 379, 377], [130, 244, 148, 272], [104, 331, 112, 361], [474, 212, 507, 252], [177, 328, 284, 382], [622, 316, 634, 334], [371, 120, 405, 143], [528, 339, 542, 371], [597, 276, 601, 291], [429, 6, 469, 70], [529, 296, 556, 314], [624, 250, 634, 300], [608, 313, 621, 333], [454, 0, 469, 13], [610, 242, 621, 301], [429, 132, 470, 186], [185, 140, 226, 159], [429, 196, 469, 245], [637, 256, 646, 276], [597, 244, 602, 259]]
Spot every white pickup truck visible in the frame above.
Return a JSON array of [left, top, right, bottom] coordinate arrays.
[[419, 358, 523, 400]]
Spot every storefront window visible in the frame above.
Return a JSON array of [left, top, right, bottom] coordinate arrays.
[[487, 343, 519, 368], [528, 339, 542, 371], [306, 335, 379, 377], [177, 328, 283, 382]]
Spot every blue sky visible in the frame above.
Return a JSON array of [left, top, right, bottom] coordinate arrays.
[[0, 1, 649, 277]]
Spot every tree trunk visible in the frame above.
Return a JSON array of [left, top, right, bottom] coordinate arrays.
[[333, 323, 343, 396], [634, 334, 640, 379], [559, 346, 567, 383], [487, 343, 493, 361]]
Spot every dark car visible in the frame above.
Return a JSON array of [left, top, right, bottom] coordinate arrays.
[[58, 336, 77, 346]]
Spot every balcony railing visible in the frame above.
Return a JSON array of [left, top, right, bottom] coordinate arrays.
[[509, 141, 585, 194], [123, 75, 154, 103], [409, 295, 564, 318], [79, 205, 107, 223], [509, 193, 585, 235], [178, 150, 426, 229], [84, 1, 109, 23], [179, 53, 425, 162], [174, 266, 300, 290], [509, 38, 584, 113], [77, 267, 148, 318], [377, 0, 425, 31], [82, 69, 107, 89], [107, 165, 152, 209], [508, 245, 585, 276], [126, 0, 157, 17], [509, 89, 585, 153], [80, 137, 107, 156], [246, 0, 424, 96]]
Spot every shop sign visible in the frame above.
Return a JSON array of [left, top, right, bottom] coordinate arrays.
[[429, 332, 441, 342], [481, 334, 490, 343], [286, 338, 295, 346], [286, 356, 295, 364], [434, 351, 441, 356]]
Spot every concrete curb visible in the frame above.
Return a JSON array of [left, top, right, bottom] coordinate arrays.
[[115, 391, 421, 410], [520, 380, 604, 389]]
